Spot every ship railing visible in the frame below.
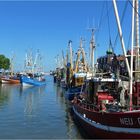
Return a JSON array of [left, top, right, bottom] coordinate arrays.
[[78, 100, 99, 111], [78, 99, 140, 112], [78, 101, 138, 112], [119, 74, 129, 81], [125, 105, 140, 111]]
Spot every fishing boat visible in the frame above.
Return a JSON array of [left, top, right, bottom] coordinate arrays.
[[65, 85, 83, 101], [0, 76, 20, 84], [66, 39, 89, 100], [20, 74, 46, 87], [20, 49, 46, 87], [73, 73, 127, 138], [65, 72, 87, 101], [72, 0, 140, 138], [0, 54, 20, 84]]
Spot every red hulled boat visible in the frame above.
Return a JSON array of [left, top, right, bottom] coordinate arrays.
[[73, 76, 140, 138], [72, 0, 140, 138]]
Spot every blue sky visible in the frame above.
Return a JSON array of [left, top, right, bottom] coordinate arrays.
[[0, 1, 132, 72]]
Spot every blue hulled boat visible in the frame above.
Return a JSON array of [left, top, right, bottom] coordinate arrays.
[[20, 75, 46, 86], [65, 86, 83, 101], [21, 49, 46, 87]]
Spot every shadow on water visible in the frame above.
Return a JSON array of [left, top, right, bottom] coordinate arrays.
[[66, 103, 93, 139], [54, 83, 89, 139], [54, 82, 98, 139]]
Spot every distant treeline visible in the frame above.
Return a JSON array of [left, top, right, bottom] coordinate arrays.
[[0, 55, 10, 70]]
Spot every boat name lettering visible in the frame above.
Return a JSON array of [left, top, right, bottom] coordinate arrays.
[[120, 118, 133, 125]]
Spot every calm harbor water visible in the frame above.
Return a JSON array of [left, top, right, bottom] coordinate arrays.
[[0, 76, 85, 139]]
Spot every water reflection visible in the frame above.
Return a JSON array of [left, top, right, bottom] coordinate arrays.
[[0, 84, 20, 108], [0, 85, 10, 107], [65, 106, 74, 139], [20, 85, 46, 95], [54, 83, 84, 139], [55, 85, 65, 103], [20, 86, 46, 117], [0, 76, 85, 139]]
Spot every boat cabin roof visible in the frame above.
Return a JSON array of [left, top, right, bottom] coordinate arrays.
[[74, 73, 87, 78], [92, 77, 120, 82], [98, 92, 114, 101]]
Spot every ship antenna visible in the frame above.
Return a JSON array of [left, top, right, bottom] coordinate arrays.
[[87, 27, 96, 75]]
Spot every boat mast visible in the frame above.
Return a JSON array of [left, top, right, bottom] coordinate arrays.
[[57, 54, 60, 68], [62, 50, 66, 68], [112, 0, 131, 78], [135, 0, 140, 81], [113, 0, 140, 110], [89, 28, 96, 75], [75, 39, 83, 73], [130, 0, 140, 110], [10, 53, 15, 77], [33, 50, 39, 74], [69, 40, 73, 73], [74, 38, 87, 73], [113, 0, 133, 110], [130, 0, 135, 111], [81, 39, 87, 72], [25, 49, 33, 74]]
